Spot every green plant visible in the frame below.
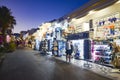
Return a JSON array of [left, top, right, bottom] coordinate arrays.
[[6, 41, 16, 52]]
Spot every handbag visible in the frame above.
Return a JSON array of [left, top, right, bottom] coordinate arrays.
[[54, 47, 58, 50]]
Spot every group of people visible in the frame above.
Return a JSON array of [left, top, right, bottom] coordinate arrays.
[[15, 39, 25, 47], [52, 38, 74, 62]]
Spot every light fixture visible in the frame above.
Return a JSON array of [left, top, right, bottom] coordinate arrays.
[[88, 10, 96, 15], [115, 0, 120, 4]]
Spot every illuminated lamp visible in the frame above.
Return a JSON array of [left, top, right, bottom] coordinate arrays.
[[115, 0, 120, 4], [88, 10, 96, 15]]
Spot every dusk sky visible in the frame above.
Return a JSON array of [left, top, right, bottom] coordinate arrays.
[[0, 0, 90, 33]]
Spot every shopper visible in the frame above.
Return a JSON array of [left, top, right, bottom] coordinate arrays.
[[111, 42, 119, 66], [66, 40, 73, 62], [53, 38, 58, 56], [52, 46, 54, 56], [109, 42, 113, 51]]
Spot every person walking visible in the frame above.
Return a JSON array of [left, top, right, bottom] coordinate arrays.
[[66, 40, 73, 62]]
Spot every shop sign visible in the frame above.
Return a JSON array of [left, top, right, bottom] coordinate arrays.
[[67, 31, 89, 40]]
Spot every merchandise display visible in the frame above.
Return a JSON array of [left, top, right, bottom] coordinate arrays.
[[72, 40, 84, 59], [58, 40, 66, 56], [92, 40, 112, 64], [72, 39, 91, 60]]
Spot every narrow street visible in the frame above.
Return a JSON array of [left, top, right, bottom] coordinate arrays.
[[0, 48, 113, 80]]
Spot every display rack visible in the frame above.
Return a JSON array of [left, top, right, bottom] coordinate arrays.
[[92, 40, 112, 64]]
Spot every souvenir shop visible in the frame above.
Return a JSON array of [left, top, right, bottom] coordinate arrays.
[[92, 11, 120, 66], [67, 31, 91, 60]]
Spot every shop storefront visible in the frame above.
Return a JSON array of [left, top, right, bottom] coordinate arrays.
[[67, 31, 91, 60], [90, 2, 120, 67], [64, 1, 120, 67], [53, 27, 65, 56]]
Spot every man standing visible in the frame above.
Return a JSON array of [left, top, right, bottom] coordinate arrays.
[[66, 40, 73, 62]]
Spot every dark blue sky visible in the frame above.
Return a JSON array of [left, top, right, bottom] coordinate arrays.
[[0, 0, 90, 33]]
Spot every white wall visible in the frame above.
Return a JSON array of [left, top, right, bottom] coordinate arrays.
[[69, 2, 120, 39]]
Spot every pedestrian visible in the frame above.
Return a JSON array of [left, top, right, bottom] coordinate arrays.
[[110, 42, 119, 66], [28, 40, 32, 48], [66, 40, 73, 62], [52, 46, 54, 56], [42, 39, 47, 54], [53, 38, 58, 56]]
